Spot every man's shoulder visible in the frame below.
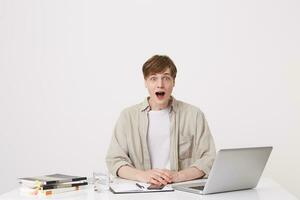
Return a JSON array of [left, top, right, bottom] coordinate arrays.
[[120, 102, 144, 116], [174, 99, 204, 115]]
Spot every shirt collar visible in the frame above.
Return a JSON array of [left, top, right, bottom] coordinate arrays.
[[140, 96, 178, 113]]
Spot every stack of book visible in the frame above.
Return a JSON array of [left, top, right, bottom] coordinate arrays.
[[18, 173, 88, 196]]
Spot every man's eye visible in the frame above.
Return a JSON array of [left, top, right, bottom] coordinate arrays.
[[150, 77, 157, 81]]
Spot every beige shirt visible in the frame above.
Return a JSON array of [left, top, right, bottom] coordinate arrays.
[[106, 97, 216, 178]]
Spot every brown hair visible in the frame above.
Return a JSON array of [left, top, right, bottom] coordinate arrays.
[[142, 55, 177, 79]]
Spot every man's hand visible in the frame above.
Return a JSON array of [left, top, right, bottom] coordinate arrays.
[[136, 169, 173, 185], [160, 169, 181, 182], [118, 165, 205, 186]]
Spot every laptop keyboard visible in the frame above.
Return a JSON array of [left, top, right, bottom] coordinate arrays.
[[189, 185, 205, 191]]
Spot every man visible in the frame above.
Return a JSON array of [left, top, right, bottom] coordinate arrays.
[[106, 55, 216, 186]]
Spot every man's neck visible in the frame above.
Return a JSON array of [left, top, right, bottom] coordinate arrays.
[[148, 98, 172, 111]]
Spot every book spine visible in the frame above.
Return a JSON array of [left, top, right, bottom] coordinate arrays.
[[41, 182, 88, 190], [71, 177, 87, 182], [18, 175, 87, 187], [43, 177, 87, 185], [44, 180, 57, 185]]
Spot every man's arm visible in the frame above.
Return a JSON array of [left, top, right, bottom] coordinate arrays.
[[164, 167, 205, 183], [118, 165, 173, 185], [118, 165, 204, 185], [106, 111, 136, 176], [188, 111, 216, 178]]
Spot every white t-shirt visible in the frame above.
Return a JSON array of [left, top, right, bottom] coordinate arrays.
[[147, 107, 171, 169]]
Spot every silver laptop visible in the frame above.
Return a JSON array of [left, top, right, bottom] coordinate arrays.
[[172, 146, 272, 195]]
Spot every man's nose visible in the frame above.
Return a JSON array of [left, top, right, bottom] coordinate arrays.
[[157, 78, 164, 88]]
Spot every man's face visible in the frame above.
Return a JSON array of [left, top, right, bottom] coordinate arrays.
[[144, 68, 175, 110]]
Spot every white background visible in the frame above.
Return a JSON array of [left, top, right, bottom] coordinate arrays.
[[0, 0, 299, 198]]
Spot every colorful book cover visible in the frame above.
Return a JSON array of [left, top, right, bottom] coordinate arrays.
[[20, 185, 88, 196]]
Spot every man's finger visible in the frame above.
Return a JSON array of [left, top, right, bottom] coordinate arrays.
[[149, 177, 161, 186], [151, 174, 168, 185], [153, 170, 172, 182]]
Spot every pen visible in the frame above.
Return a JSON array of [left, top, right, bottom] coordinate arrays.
[[136, 183, 144, 189]]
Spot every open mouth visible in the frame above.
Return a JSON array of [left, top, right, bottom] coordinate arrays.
[[155, 91, 165, 99]]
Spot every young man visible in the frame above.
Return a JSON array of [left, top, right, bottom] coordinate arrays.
[[106, 55, 216, 186]]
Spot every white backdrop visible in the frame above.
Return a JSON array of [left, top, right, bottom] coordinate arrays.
[[0, 0, 299, 198]]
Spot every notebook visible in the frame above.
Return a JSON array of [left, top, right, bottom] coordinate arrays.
[[109, 182, 174, 194]]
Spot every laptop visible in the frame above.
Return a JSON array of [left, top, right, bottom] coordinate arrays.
[[172, 146, 272, 195]]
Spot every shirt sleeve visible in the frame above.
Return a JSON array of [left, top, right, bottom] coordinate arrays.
[[190, 111, 216, 178], [106, 110, 134, 176]]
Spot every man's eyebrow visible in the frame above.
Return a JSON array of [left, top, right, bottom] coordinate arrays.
[[149, 72, 171, 77], [163, 73, 171, 76]]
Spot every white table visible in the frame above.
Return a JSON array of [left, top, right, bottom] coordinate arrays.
[[0, 178, 298, 200]]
